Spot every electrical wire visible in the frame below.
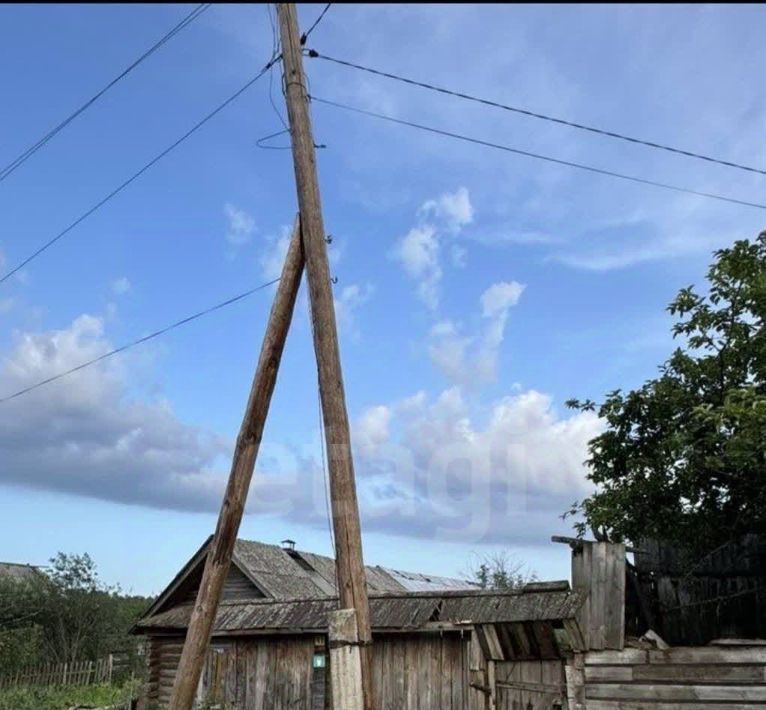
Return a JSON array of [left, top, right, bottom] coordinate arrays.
[[0, 4, 212, 184], [0, 277, 281, 405], [300, 4, 332, 45], [317, 387, 337, 556], [0, 59, 278, 286], [310, 95, 766, 211], [306, 50, 766, 177]]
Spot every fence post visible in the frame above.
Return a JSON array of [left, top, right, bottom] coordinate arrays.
[[108, 653, 114, 683]]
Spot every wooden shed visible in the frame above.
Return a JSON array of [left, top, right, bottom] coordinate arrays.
[[133, 537, 584, 709]]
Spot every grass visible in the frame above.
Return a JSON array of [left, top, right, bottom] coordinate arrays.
[[0, 680, 137, 710]]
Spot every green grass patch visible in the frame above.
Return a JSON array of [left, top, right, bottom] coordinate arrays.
[[0, 681, 136, 710]]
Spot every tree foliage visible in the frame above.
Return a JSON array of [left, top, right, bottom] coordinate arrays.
[[567, 232, 766, 554], [0, 553, 153, 674], [465, 551, 537, 590]]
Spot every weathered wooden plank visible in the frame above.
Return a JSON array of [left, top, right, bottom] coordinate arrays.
[[585, 648, 648, 665], [482, 624, 504, 661], [586, 702, 766, 710], [633, 663, 765, 683], [648, 647, 766, 664], [584, 665, 633, 682], [586, 683, 766, 702]]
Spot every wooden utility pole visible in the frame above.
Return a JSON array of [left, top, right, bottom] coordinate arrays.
[[277, 4, 374, 709], [167, 218, 305, 710]]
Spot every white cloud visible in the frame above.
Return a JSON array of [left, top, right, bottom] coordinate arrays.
[[0, 313, 335, 520], [393, 225, 441, 309], [351, 385, 602, 543], [224, 203, 256, 246], [451, 244, 467, 268], [0, 315, 230, 511], [334, 282, 374, 335], [259, 225, 292, 281], [392, 188, 475, 310], [356, 404, 391, 458], [481, 281, 525, 318], [428, 281, 525, 387], [420, 187, 474, 232], [111, 277, 131, 295]]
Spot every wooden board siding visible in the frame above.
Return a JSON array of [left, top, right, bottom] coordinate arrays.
[[370, 633, 468, 709], [571, 542, 625, 652], [495, 659, 567, 709], [175, 564, 264, 606], [146, 632, 468, 709], [579, 645, 766, 709], [633, 535, 766, 645]]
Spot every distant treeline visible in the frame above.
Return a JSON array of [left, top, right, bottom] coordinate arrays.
[[0, 552, 154, 677]]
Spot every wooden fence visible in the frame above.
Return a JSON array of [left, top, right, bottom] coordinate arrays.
[[572, 643, 766, 708], [0, 654, 114, 690]]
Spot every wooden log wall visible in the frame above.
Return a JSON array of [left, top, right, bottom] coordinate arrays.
[[573, 644, 766, 708], [147, 637, 185, 707]]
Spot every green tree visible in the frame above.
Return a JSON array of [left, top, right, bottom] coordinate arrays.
[[0, 553, 153, 674], [464, 551, 537, 590], [567, 232, 766, 555]]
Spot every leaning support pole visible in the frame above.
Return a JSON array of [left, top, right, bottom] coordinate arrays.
[[277, 5, 374, 709], [167, 217, 305, 710]]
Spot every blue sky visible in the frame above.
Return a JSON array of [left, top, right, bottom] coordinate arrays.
[[0, 4, 765, 595]]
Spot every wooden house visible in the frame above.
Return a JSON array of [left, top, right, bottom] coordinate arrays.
[[133, 537, 583, 708]]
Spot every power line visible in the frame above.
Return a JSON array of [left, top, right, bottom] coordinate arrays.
[[310, 95, 766, 211], [0, 4, 212, 184], [0, 277, 280, 405], [0, 59, 278, 286], [300, 4, 332, 45], [306, 50, 766, 178]]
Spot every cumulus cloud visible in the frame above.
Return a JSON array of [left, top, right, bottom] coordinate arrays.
[[0, 315, 231, 511], [393, 225, 441, 309], [356, 404, 392, 458], [0, 312, 343, 523], [392, 187, 474, 309], [0, 305, 601, 546], [420, 187, 474, 232], [428, 281, 525, 387], [111, 277, 131, 295], [350, 386, 601, 543], [224, 203, 256, 246]]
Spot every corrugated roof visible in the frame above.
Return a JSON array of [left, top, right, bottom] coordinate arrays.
[[135, 586, 581, 634], [231, 539, 476, 601], [380, 566, 480, 592], [141, 537, 479, 622]]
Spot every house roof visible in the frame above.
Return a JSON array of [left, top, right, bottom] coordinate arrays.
[[0, 561, 43, 583], [135, 583, 582, 634], [141, 537, 479, 621]]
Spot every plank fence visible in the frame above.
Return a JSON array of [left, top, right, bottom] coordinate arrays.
[[0, 654, 114, 690]]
